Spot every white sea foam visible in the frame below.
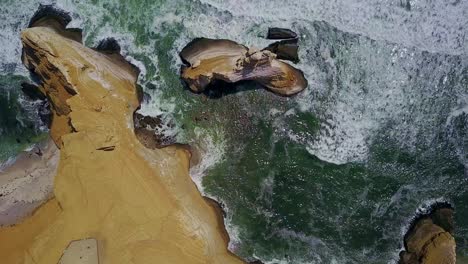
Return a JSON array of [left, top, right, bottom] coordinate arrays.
[[446, 96, 468, 167], [189, 127, 226, 193], [199, 0, 468, 56], [187, 0, 468, 166], [1, 1, 465, 263], [0, 0, 55, 75], [398, 197, 452, 244], [0, 157, 17, 173]]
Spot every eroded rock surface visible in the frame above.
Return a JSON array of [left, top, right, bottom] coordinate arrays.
[[0, 7, 244, 264], [133, 112, 175, 149], [399, 205, 456, 264], [180, 38, 307, 96], [264, 27, 300, 63]]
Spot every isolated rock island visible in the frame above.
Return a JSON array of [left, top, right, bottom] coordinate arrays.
[[179, 35, 308, 96]]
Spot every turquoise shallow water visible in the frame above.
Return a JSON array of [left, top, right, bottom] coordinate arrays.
[[0, 0, 467, 263]]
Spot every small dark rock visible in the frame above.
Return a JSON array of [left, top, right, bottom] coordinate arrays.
[[249, 260, 264, 264], [35, 148, 43, 157], [21, 82, 46, 100], [95, 38, 121, 54], [135, 113, 162, 129], [264, 39, 299, 63], [133, 112, 175, 149], [146, 83, 157, 90], [28, 4, 72, 28], [93, 37, 140, 80], [38, 101, 52, 128], [266, 27, 298, 40]]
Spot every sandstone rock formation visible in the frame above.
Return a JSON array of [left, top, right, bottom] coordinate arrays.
[[399, 204, 456, 264], [179, 38, 307, 96], [21, 82, 46, 100], [0, 6, 243, 264]]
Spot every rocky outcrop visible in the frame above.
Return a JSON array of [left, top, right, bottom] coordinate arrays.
[[133, 112, 175, 149], [266, 27, 298, 40], [179, 37, 307, 96], [0, 6, 244, 264], [263, 39, 299, 63], [264, 27, 300, 63], [399, 204, 456, 264], [20, 82, 46, 100]]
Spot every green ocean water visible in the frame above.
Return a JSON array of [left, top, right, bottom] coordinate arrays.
[[0, 0, 467, 263], [0, 74, 46, 162]]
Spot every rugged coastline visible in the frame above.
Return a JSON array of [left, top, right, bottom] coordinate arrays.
[[0, 8, 243, 264], [0, 4, 462, 264], [399, 203, 457, 264]]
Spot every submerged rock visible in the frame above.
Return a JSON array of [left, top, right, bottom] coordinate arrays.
[[399, 204, 456, 264], [179, 38, 307, 96]]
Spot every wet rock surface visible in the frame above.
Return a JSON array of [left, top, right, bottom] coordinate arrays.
[[179, 37, 307, 96], [264, 39, 299, 63], [264, 27, 300, 63], [266, 27, 298, 40], [94, 37, 121, 54], [399, 204, 456, 264], [20, 82, 45, 100], [133, 112, 175, 149]]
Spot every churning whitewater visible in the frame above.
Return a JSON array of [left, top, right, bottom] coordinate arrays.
[[0, 0, 467, 263]]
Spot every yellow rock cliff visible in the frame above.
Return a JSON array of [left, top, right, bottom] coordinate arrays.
[[0, 21, 243, 264]]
